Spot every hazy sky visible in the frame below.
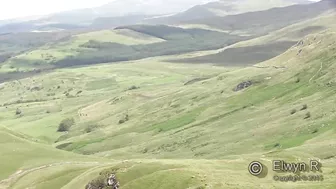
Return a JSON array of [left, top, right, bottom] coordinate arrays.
[[0, 0, 322, 20], [0, 0, 113, 20]]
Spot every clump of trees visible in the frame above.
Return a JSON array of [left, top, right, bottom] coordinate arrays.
[[57, 118, 75, 132]]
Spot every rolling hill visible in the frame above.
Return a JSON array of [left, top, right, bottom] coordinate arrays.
[[145, 0, 316, 25], [1, 25, 250, 71], [1, 27, 336, 188], [182, 0, 334, 35], [1, 1, 336, 188], [169, 11, 336, 65], [0, 0, 316, 34], [36, 0, 218, 25], [1, 0, 332, 72]]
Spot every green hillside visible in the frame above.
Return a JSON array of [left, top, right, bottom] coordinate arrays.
[[0, 32, 72, 64], [184, 0, 333, 36], [1, 27, 336, 188], [1, 3, 336, 189], [170, 12, 336, 65], [1, 25, 249, 71]]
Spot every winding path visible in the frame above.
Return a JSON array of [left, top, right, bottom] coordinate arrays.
[[0, 162, 100, 189], [309, 61, 323, 83]]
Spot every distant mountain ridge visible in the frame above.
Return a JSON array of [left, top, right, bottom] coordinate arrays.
[[180, 0, 334, 35], [143, 0, 317, 24], [0, 0, 324, 34], [40, 0, 217, 24]]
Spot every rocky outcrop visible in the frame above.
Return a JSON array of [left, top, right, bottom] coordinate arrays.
[[234, 81, 253, 91], [107, 174, 120, 189], [85, 174, 120, 189]]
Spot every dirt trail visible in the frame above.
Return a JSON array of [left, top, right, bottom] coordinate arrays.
[[309, 61, 323, 83], [0, 162, 100, 189]]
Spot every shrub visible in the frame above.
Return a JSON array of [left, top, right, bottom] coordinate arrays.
[[86, 177, 106, 189], [142, 148, 149, 153], [85, 123, 99, 133], [274, 143, 281, 148], [128, 85, 139, 90], [290, 109, 297, 115], [57, 118, 75, 132], [47, 93, 55, 97], [304, 112, 311, 119], [312, 129, 318, 134], [15, 108, 22, 115], [301, 104, 308, 111], [118, 119, 125, 124], [295, 78, 300, 83]]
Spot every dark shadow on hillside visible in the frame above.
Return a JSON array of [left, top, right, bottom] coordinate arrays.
[[0, 66, 55, 84], [285, 26, 326, 39], [53, 26, 252, 68], [166, 41, 297, 66]]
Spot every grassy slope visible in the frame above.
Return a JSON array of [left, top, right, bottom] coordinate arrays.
[[1, 28, 336, 188], [0, 126, 108, 189], [185, 0, 332, 36], [1, 29, 164, 71], [1, 25, 248, 72], [169, 12, 335, 65], [0, 32, 72, 68]]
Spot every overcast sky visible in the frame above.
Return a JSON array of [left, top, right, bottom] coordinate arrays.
[[0, 0, 322, 20], [0, 0, 114, 20]]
